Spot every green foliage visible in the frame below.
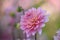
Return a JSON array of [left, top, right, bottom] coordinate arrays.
[[17, 7, 23, 12], [14, 23, 17, 28], [34, 0, 45, 8], [14, 23, 20, 29], [43, 13, 60, 40], [56, 15, 60, 28], [10, 13, 16, 18]]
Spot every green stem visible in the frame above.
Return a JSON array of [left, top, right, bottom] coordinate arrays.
[[35, 33, 37, 40]]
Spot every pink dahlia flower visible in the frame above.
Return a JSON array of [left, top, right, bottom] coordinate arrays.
[[20, 7, 49, 37]]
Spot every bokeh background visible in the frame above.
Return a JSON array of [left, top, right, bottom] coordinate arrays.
[[0, 0, 60, 40]]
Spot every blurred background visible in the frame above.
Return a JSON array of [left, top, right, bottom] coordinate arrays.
[[0, 0, 60, 40]]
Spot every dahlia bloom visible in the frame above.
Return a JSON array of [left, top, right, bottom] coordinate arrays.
[[54, 29, 60, 40], [20, 7, 49, 37], [0, 7, 23, 40]]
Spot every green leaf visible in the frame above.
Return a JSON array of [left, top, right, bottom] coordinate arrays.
[[14, 23, 20, 29], [10, 13, 16, 18], [17, 7, 23, 12]]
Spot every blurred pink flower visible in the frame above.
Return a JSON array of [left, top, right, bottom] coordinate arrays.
[[20, 7, 49, 37], [54, 29, 60, 40], [1, 7, 23, 40]]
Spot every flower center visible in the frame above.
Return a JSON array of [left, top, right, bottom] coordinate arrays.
[[31, 16, 39, 27]]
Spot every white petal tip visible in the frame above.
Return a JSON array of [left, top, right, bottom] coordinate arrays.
[[32, 32, 35, 36], [41, 24, 45, 27], [38, 30, 42, 35], [27, 34, 30, 37]]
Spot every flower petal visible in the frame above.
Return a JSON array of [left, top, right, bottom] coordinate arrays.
[[38, 29, 42, 35], [32, 31, 36, 36]]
